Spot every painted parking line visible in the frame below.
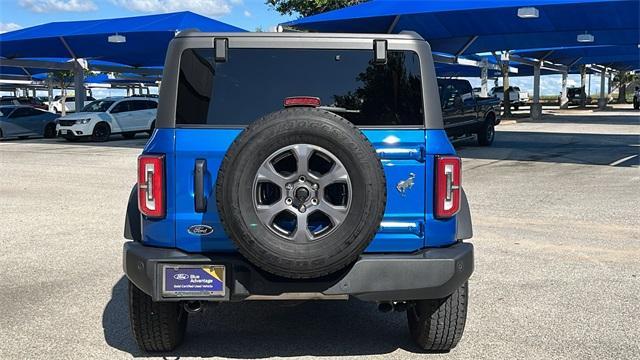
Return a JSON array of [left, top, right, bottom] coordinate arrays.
[[609, 154, 639, 166]]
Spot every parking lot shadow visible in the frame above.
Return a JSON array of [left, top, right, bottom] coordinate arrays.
[[456, 131, 640, 167], [103, 276, 423, 358]]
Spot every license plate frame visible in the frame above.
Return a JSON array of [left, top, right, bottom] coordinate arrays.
[[162, 265, 226, 298], [60, 129, 68, 135]]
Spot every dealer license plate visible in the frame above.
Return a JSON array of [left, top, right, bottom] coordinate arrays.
[[162, 265, 225, 297], [60, 130, 68, 135]]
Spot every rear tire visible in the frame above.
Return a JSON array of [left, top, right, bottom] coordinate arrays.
[[407, 282, 469, 352], [477, 116, 495, 146], [91, 122, 111, 142], [128, 280, 187, 352]]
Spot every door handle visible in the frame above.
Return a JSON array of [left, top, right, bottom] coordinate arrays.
[[194, 159, 207, 213]]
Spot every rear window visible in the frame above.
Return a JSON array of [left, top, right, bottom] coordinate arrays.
[[176, 48, 424, 127]]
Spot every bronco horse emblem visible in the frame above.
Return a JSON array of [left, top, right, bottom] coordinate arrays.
[[396, 173, 416, 196]]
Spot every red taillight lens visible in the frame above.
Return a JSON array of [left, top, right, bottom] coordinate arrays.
[[435, 156, 461, 219], [284, 96, 321, 108], [138, 154, 165, 218]]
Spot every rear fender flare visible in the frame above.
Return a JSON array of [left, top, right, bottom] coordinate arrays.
[[456, 188, 473, 240], [124, 185, 141, 242]]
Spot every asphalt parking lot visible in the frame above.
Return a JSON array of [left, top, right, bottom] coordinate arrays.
[[1, 105, 638, 359]]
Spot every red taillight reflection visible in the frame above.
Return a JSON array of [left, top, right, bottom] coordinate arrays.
[[138, 154, 165, 218], [284, 96, 321, 108], [435, 156, 461, 219]]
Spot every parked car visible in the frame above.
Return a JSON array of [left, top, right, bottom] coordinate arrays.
[[490, 86, 529, 110], [561, 87, 592, 106], [0, 96, 48, 110], [122, 32, 474, 353], [0, 105, 59, 139], [56, 97, 157, 142], [51, 95, 96, 113], [438, 79, 501, 146]]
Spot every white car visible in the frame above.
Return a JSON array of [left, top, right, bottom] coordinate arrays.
[[490, 86, 529, 110], [52, 96, 96, 113], [56, 97, 158, 142]]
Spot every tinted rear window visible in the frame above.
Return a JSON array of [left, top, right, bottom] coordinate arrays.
[[176, 48, 424, 127]]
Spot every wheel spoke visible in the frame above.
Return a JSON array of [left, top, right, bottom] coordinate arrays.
[[319, 162, 348, 187], [255, 201, 288, 225], [292, 212, 313, 242], [292, 144, 312, 175], [256, 162, 289, 187], [316, 202, 348, 227]]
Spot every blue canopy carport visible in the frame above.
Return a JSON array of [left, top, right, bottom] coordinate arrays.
[[284, 0, 640, 117], [0, 11, 244, 111], [514, 44, 640, 107]]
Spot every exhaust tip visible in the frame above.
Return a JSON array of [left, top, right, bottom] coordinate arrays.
[[378, 302, 393, 313], [183, 300, 203, 314]]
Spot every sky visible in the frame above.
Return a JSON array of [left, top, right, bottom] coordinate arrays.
[[0, 0, 606, 98]]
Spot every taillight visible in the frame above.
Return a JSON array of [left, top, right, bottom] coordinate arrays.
[[284, 96, 321, 108], [138, 154, 165, 218], [435, 156, 461, 219]]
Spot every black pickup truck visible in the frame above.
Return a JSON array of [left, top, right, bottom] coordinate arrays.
[[438, 79, 501, 146]]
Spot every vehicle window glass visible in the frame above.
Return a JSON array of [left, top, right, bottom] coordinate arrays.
[[10, 108, 31, 118], [0, 99, 14, 105], [25, 108, 41, 116], [87, 96, 96, 101], [0, 107, 14, 116], [82, 100, 114, 112], [66, 97, 75, 102], [176, 48, 424, 127], [17, 98, 30, 104], [145, 100, 158, 109], [128, 101, 146, 111], [111, 101, 131, 113], [443, 84, 460, 108]]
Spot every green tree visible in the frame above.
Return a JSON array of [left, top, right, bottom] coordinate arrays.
[[266, 0, 362, 17], [613, 71, 639, 104], [48, 70, 74, 116]]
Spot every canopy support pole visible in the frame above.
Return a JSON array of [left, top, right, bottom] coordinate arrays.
[[598, 67, 607, 109], [579, 65, 587, 108], [73, 61, 85, 112], [560, 71, 569, 109], [47, 78, 54, 112], [607, 72, 612, 101], [501, 57, 512, 118], [531, 61, 542, 120], [480, 58, 489, 97]]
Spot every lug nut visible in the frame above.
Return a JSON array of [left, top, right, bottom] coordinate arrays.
[[298, 176, 306, 182], [311, 183, 319, 190], [299, 205, 306, 213], [285, 183, 293, 190], [311, 198, 318, 205], [285, 198, 293, 205]]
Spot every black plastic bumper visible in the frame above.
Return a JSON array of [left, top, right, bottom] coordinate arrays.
[[123, 241, 473, 302]]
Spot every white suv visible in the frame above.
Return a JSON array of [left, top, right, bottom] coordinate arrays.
[[56, 97, 158, 142]]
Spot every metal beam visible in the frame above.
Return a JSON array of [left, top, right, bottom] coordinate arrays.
[[0, 58, 163, 76], [59, 36, 77, 59], [0, 58, 73, 71], [387, 15, 401, 33], [455, 36, 479, 58]]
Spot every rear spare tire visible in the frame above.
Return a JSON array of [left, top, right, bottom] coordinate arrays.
[[216, 108, 386, 279]]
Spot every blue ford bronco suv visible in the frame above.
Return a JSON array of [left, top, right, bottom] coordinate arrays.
[[123, 31, 474, 352]]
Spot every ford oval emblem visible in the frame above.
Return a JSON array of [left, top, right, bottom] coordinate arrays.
[[188, 224, 214, 236], [173, 273, 189, 280]]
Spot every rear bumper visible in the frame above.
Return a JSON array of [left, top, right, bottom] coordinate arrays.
[[123, 241, 474, 302]]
